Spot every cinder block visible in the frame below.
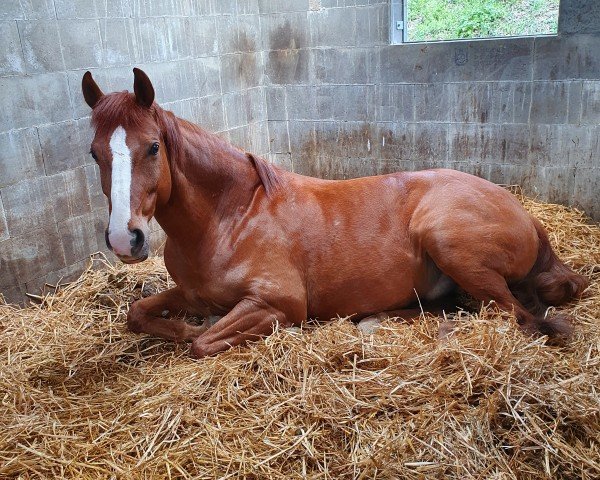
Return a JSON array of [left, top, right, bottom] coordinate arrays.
[[247, 121, 270, 155], [0, 195, 8, 242], [559, 0, 600, 35], [48, 167, 92, 221], [237, 0, 260, 15], [190, 16, 218, 57], [0, 225, 67, 285], [534, 34, 600, 81], [20, 0, 55, 20], [375, 122, 415, 161], [0, 21, 25, 75], [212, 0, 237, 15], [529, 124, 593, 168], [308, 7, 356, 47], [58, 213, 99, 265], [499, 124, 531, 165], [99, 18, 133, 66], [313, 48, 370, 84], [449, 123, 499, 165], [573, 167, 600, 220], [580, 81, 600, 125], [163, 17, 194, 61], [17, 20, 64, 73], [355, 3, 388, 47], [267, 120, 289, 154], [192, 94, 226, 132], [83, 164, 108, 212], [286, 85, 317, 120], [59, 19, 102, 69], [265, 86, 287, 120], [0, 0, 54, 21], [265, 48, 311, 85], [1, 176, 56, 237], [234, 14, 261, 53], [530, 81, 580, 124], [333, 84, 373, 122], [412, 123, 448, 165], [0, 73, 71, 130], [223, 90, 254, 129], [488, 81, 531, 124], [258, 0, 309, 14], [374, 84, 415, 123], [261, 12, 309, 51], [0, 128, 44, 189], [0, 1, 25, 21], [38, 120, 88, 175], [55, 0, 132, 18], [220, 52, 261, 92]]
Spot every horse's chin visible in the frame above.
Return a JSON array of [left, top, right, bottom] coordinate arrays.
[[118, 254, 148, 264]]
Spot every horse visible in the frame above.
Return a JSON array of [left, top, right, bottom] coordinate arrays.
[[81, 68, 588, 358]]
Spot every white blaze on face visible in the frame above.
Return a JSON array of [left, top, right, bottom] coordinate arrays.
[[108, 126, 133, 256]]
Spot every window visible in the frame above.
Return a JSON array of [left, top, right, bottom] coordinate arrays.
[[391, 0, 559, 43]]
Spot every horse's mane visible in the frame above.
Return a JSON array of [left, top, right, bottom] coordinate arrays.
[[246, 153, 282, 197], [91, 92, 281, 197]]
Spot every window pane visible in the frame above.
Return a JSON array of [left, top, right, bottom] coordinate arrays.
[[407, 0, 559, 42]]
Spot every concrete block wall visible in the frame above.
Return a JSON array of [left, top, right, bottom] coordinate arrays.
[[0, 0, 269, 303], [263, 0, 600, 222]]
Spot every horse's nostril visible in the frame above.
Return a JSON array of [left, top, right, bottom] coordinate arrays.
[[130, 228, 145, 256]]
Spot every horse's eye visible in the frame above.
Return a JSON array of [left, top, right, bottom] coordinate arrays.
[[150, 142, 159, 156], [90, 150, 98, 162]]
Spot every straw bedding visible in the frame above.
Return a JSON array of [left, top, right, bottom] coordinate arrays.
[[1, 194, 599, 479]]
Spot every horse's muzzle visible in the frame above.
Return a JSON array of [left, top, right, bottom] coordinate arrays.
[[105, 227, 149, 263]]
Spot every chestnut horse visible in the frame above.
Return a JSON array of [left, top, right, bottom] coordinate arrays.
[[82, 69, 587, 357]]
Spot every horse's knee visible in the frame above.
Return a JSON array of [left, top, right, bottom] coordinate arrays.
[[127, 301, 146, 334]]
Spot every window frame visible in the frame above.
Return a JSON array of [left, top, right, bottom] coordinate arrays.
[[391, 0, 560, 45]]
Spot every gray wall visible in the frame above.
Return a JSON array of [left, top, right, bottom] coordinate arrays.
[[265, 0, 599, 220], [1, 0, 599, 303]]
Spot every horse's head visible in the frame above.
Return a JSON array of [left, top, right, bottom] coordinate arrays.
[[82, 69, 172, 263]]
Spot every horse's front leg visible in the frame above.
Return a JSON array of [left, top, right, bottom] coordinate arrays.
[[127, 286, 212, 343], [190, 297, 300, 358]]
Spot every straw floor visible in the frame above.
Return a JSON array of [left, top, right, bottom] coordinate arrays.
[[1, 194, 599, 479]]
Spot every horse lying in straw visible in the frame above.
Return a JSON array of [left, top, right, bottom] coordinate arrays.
[[81, 69, 588, 358]]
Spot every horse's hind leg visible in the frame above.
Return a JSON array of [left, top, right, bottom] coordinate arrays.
[[431, 266, 572, 340]]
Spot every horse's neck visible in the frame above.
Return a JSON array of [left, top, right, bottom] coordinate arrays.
[[153, 120, 259, 243]]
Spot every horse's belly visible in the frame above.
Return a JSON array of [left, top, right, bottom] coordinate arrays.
[[306, 257, 418, 320]]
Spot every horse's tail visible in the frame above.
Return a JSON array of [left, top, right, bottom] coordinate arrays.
[[512, 218, 588, 338], [529, 219, 588, 306]]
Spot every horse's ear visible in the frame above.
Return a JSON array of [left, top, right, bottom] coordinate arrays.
[[133, 68, 155, 108], [81, 71, 104, 109]]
